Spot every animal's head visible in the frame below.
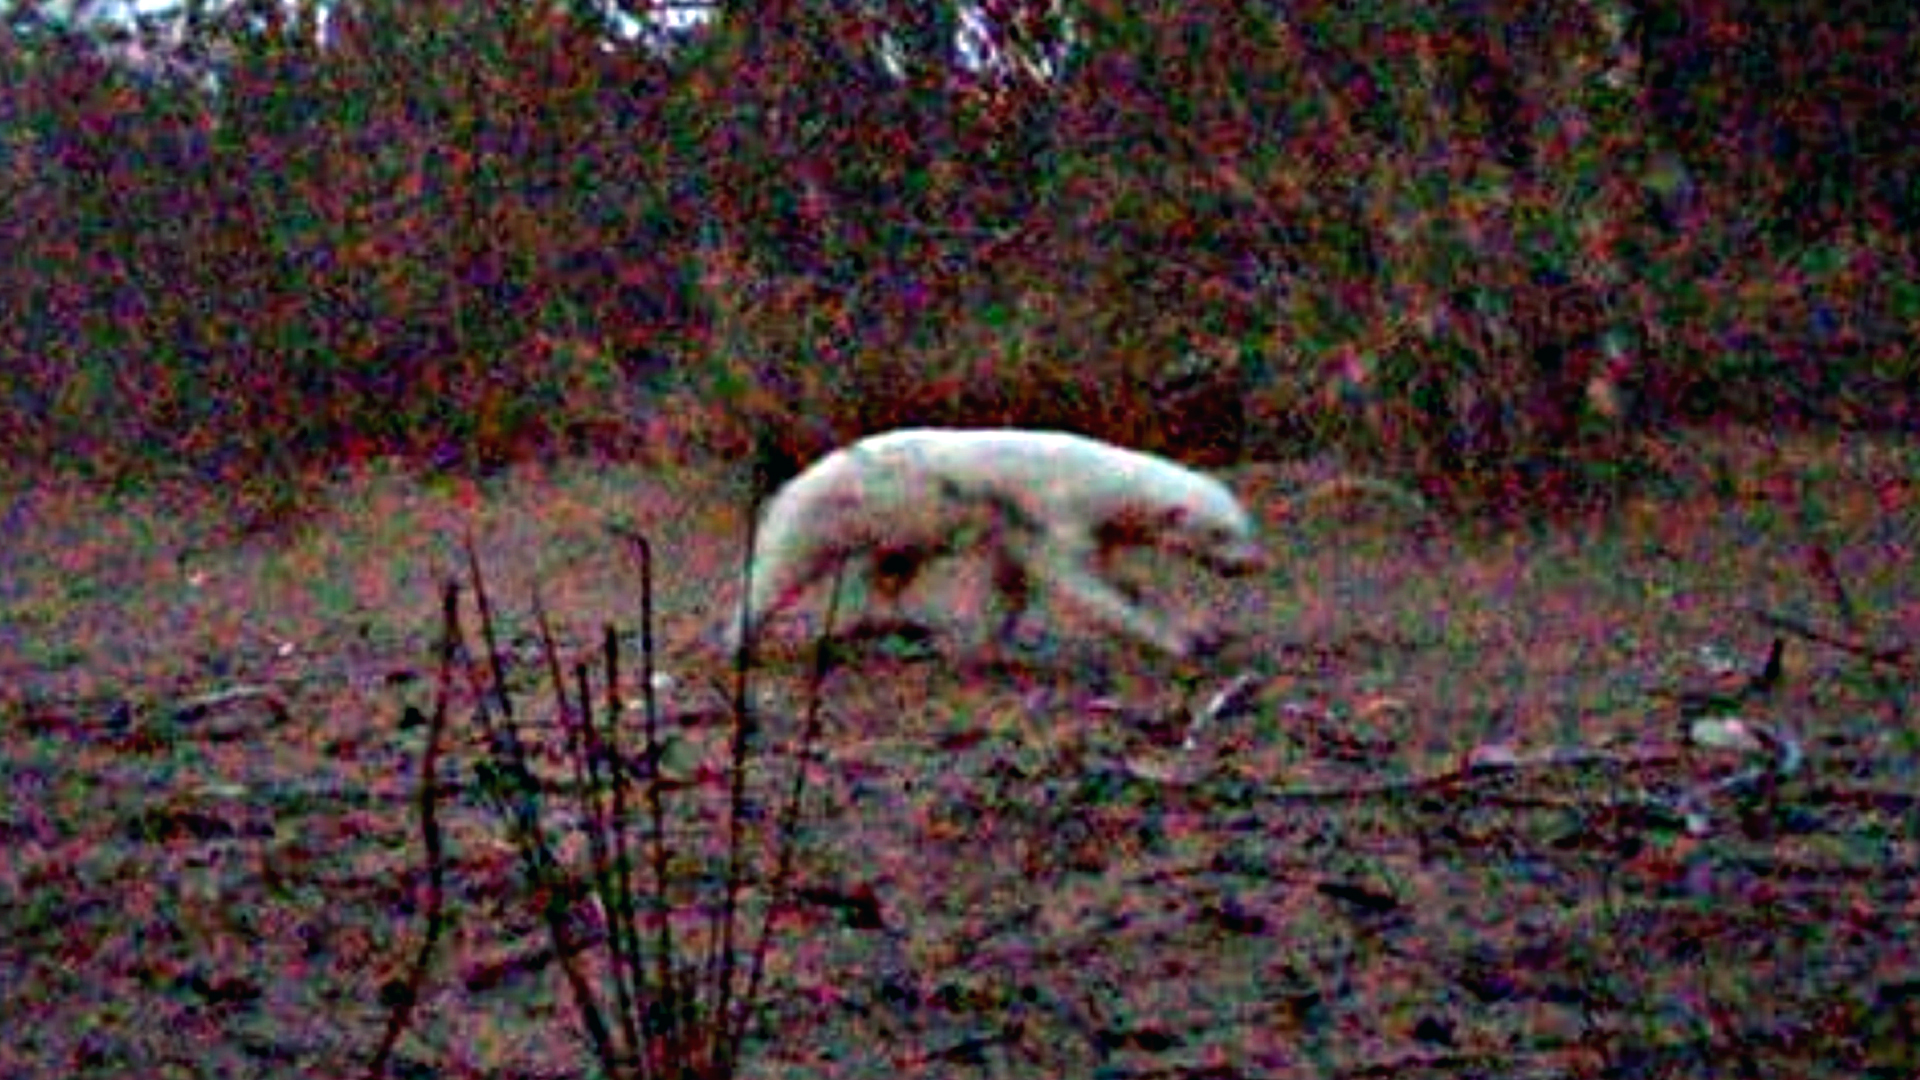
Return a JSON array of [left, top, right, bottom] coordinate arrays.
[[1155, 481, 1267, 577]]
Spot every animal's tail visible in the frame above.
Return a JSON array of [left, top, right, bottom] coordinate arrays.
[[1288, 475, 1435, 523]]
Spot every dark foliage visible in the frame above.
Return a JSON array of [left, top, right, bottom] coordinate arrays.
[[0, 0, 1913, 509]]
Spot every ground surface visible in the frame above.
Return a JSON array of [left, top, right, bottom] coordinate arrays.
[[1, 428, 1916, 1078]]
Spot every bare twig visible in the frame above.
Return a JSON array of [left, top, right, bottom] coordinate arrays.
[[468, 558, 617, 1069], [594, 626, 649, 1069], [730, 561, 848, 1071], [1808, 544, 1861, 633], [1148, 738, 1797, 839], [1674, 716, 1806, 834], [709, 497, 763, 1073], [1647, 636, 1787, 717], [365, 582, 460, 1080], [1783, 543, 1913, 725], [1181, 672, 1265, 750], [168, 683, 291, 726], [616, 528, 701, 1076], [1751, 607, 1912, 670], [464, 532, 516, 725], [533, 597, 637, 1076]]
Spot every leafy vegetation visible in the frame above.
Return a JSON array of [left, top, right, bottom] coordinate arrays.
[[2, 0, 1913, 512]]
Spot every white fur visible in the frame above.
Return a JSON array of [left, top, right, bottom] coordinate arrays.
[[723, 428, 1266, 659]]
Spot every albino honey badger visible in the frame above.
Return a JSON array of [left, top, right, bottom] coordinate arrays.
[[723, 428, 1269, 660]]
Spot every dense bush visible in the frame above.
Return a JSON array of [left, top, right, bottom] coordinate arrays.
[[0, 0, 1913, 511]]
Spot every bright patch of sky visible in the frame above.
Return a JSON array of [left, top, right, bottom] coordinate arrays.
[[16, 1, 723, 49], [6, 0, 1073, 89]]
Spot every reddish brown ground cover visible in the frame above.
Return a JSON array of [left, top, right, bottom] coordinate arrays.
[[1, 430, 1914, 1078]]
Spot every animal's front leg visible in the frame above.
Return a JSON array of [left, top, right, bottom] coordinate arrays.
[[724, 547, 840, 655], [1089, 541, 1148, 604], [1034, 540, 1197, 657]]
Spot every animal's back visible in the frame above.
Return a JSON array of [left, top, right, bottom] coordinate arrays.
[[766, 427, 1249, 551], [756, 432, 970, 553], [851, 428, 1160, 511]]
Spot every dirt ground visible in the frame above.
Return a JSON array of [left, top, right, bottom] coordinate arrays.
[[1, 428, 1916, 1079]]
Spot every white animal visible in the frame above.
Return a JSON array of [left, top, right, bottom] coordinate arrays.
[[722, 427, 1268, 660]]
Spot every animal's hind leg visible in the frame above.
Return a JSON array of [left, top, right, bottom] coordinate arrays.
[[989, 546, 1035, 647], [727, 547, 841, 654], [868, 546, 929, 605], [847, 546, 935, 638]]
